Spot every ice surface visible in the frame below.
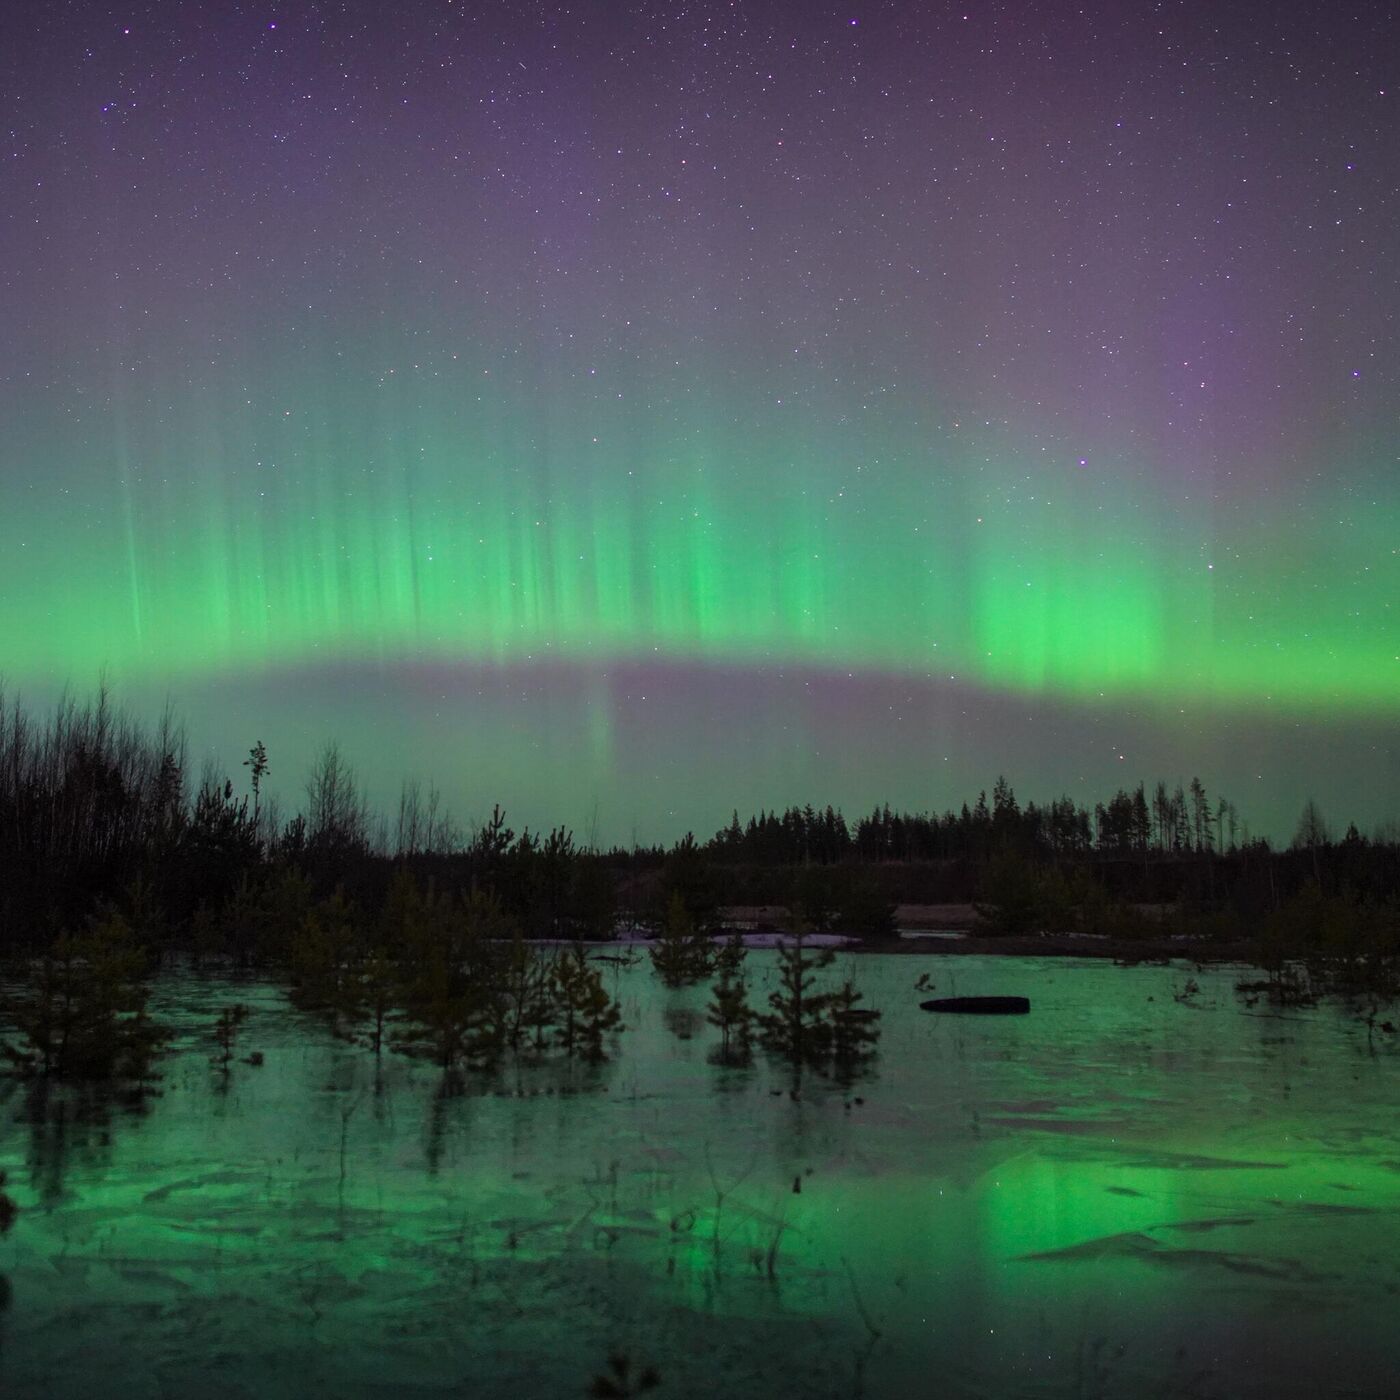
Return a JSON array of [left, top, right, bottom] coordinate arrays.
[[1, 954, 1398, 1397]]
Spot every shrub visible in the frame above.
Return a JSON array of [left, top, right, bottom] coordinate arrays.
[[650, 892, 714, 987], [2, 909, 165, 1084], [550, 947, 623, 1060], [707, 935, 754, 1062]]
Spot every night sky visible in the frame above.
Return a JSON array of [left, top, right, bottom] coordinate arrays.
[[3, 1, 1396, 842]]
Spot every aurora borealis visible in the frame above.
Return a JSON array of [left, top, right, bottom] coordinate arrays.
[[2, 1, 1397, 840]]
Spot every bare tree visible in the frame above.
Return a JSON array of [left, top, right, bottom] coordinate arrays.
[[304, 741, 371, 854], [394, 779, 461, 857], [396, 778, 424, 857], [1293, 798, 1330, 883]]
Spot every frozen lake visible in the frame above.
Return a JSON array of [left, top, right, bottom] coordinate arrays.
[[2, 953, 1398, 1398]]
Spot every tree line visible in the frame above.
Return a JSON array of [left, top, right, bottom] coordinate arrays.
[[709, 773, 1249, 865], [0, 686, 1395, 962]]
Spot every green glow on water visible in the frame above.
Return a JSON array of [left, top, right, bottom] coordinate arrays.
[[2, 957, 1398, 1398]]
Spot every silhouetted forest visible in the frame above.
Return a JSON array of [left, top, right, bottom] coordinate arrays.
[[1, 689, 1396, 986]]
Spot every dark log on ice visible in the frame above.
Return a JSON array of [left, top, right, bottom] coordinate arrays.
[[919, 996, 1030, 1015]]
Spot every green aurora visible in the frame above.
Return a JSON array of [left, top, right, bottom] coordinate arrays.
[[5, 376, 1395, 713], [3, 0, 1398, 841]]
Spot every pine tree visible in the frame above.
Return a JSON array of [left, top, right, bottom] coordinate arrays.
[[550, 947, 623, 1060], [342, 947, 398, 1055], [1131, 785, 1152, 852], [243, 740, 269, 832], [393, 885, 506, 1068], [826, 981, 881, 1069], [757, 934, 835, 1064], [495, 930, 555, 1052], [650, 892, 714, 986], [3, 908, 166, 1083], [706, 935, 753, 1061], [288, 886, 360, 1018], [1189, 777, 1213, 853]]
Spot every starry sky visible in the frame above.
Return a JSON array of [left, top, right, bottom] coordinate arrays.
[[2, 0, 1397, 842]]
